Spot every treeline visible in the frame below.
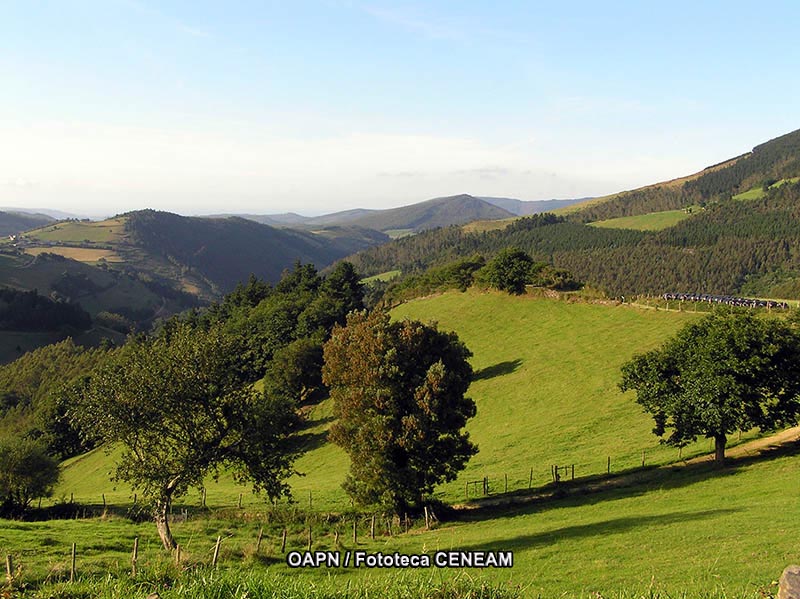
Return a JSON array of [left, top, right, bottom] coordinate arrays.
[[347, 213, 644, 279], [378, 250, 581, 304], [345, 182, 800, 298], [0, 287, 91, 332], [569, 128, 800, 223]]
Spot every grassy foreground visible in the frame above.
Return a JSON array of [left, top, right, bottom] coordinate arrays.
[[5, 292, 799, 597]]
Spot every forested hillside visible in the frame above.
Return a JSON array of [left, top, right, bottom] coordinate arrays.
[[568, 128, 800, 222], [346, 182, 800, 298], [0, 211, 54, 236]]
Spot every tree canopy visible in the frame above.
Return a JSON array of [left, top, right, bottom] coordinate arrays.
[[0, 437, 59, 517], [73, 322, 300, 549], [619, 310, 800, 464], [322, 310, 477, 513]]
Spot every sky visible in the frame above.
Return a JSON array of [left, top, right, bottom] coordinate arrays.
[[2, 1, 799, 218]]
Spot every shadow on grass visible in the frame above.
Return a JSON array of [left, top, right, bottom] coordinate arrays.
[[289, 430, 329, 452], [454, 508, 740, 554], [457, 437, 800, 524], [473, 359, 523, 381]]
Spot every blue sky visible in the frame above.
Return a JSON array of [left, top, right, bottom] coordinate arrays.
[[2, 1, 799, 216]]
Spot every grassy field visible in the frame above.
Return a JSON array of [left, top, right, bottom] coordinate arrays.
[[732, 177, 800, 201], [55, 292, 708, 510], [362, 269, 401, 283], [384, 228, 415, 238], [461, 217, 518, 233], [24, 218, 127, 243], [25, 246, 123, 263], [590, 208, 697, 231], [7, 292, 799, 597]]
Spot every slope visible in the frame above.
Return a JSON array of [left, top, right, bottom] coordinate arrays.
[[231, 195, 517, 235], [344, 177, 800, 298], [565, 127, 800, 222], [16, 211, 388, 306], [57, 291, 704, 510], [46, 292, 800, 596], [0, 211, 54, 236]]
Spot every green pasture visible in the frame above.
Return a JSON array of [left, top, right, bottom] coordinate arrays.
[[9, 291, 800, 596], [732, 177, 800, 201], [57, 292, 710, 511], [361, 269, 401, 283], [589, 208, 698, 231], [24, 218, 127, 244]]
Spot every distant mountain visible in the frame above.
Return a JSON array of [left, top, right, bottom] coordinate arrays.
[[124, 210, 389, 293], [221, 194, 517, 235], [479, 197, 589, 216], [0, 211, 55, 236], [11, 210, 389, 306], [0, 207, 83, 220], [295, 194, 512, 234], [206, 212, 311, 227]]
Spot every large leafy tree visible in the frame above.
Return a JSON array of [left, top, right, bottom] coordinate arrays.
[[620, 310, 800, 464], [322, 310, 477, 513], [479, 247, 534, 295], [73, 323, 299, 550], [0, 437, 59, 517]]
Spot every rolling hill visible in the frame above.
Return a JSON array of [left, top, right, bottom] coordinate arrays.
[[343, 128, 800, 300], [43, 291, 800, 596], [0, 210, 54, 236], [11, 210, 388, 304], [564, 127, 800, 222], [479, 196, 587, 215], [217, 194, 518, 236]]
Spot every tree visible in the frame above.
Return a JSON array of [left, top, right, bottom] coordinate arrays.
[[479, 247, 534, 294], [73, 323, 300, 550], [0, 438, 59, 516], [619, 310, 800, 464], [322, 310, 477, 513]]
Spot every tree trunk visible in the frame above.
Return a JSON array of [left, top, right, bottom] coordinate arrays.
[[714, 433, 727, 466], [155, 496, 177, 551]]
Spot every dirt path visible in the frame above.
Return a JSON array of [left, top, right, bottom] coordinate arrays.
[[455, 425, 800, 512]]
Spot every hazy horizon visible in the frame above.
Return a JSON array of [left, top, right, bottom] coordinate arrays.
[[3, 1, 799, 217]]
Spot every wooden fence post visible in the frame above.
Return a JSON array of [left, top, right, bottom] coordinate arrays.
[[352, 519, 357, 545], [238, 493, 242, 509], [131, 537, 138, 576], [370, 515, 375, 540], [70, 542, 76, 583], [529, 468, 533, 489], [424, 506, 430, 530], [607, 456, 611, 474], [571, 464, 575, 480], [334, 528, 340, 547], [307, 527, 312, 551], [201, 488, 206, 508], [212, 536, 221, 568], [281, 528, 287, 553], [255, 527, 264, 553], [504, 473, 508, 493], [641, 450, 646, 467], [175, 544, 181, 566], [5, 555, 13, 582], [308, 490, 312, 511]]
